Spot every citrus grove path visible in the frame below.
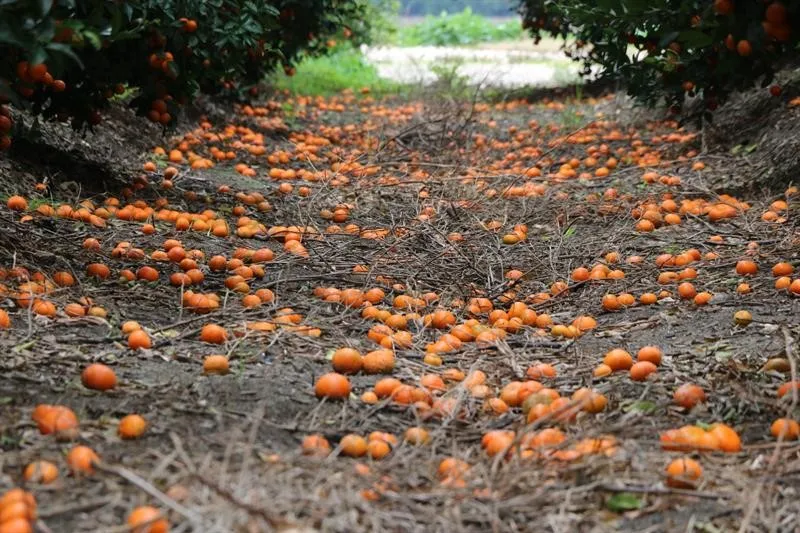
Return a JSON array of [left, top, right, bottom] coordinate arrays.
[[1, 91, 799, 532]]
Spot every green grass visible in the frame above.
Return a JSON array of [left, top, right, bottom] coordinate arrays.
[[271, 47, 402, 97], [391, 9, 524, 47]]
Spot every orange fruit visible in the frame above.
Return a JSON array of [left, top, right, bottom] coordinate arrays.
[[601, 294, 620, 311], [714, 0, 733, 14], [708, 423, 741, 452], [665, 457, 702, 488], [572, 388, 607, 413], [208, 255, 227, 271], [571, 267, 590, 282], [736, 39, 752, 56], [22, 460, 58, 484], [526, 363, 556, 379], [331, 348, 362, 374], [367, 439, 391, 460], [0, 499, 34, 522], [81, 363, 117, 390], [302, 434, 330, 457], [374, 378, 403, 398], [127, 506, 169, 533], [593, 364, 612, 378], [673, 383, 706, 409], [486, 398, 509, 415], [677, 282, 697, 299], [0, 488, 36, 511], [362, 349, 395, 374], [778, 381, 800, 398], [437, 457, 469, 481], [766, 2, 788, 24], [770, 418, 800, 440], [734, 310, 752, 326], [339, 288, 364, 308], [201, 354, 229, 376], [481, 430, 515, 457], [340, 434, 368, 457], [121, 321, 141, 334], [118, 414, 147, 439], [66, 445, 99, 475], [735, 260, 758, 276], [136, 266, 159, 282], [314, 372, 351, 399], [0, 517, 33, 533], [429, 309, 456, 329], [736, 282, 751, 294], [637, 346, 662, 365], [603, 349, 633, 371], [52, 271, 75, 287], [639, 293, 657, 305], [772, 262, 794, 277], [86, 263, 111, 279], [404, 427, 430, 445], [572, 315, 597, 331], [128, 329, 152, 350], [694, 292, 712, 305], [64, 303, 85, 317], [630, 361, 657, 381], [36, 405, 78, 436], [6, 196, 28, 211], [200, 324, 227, 344]]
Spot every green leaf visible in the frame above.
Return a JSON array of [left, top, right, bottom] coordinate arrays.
[[714, 348, 733, 362], [38, 0, 53, 15], [0, 28, 27, 48], [658, 31, 679, 48], [46, 43, 83, 68], [30, 46, 47, 65], [82, 30, 102, 50], [678, 30, 713, 49], [624, 400, 656, 414], [606, 493, 643, 512]]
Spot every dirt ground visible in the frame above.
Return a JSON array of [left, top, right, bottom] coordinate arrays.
[[1, 86, 799, 533]]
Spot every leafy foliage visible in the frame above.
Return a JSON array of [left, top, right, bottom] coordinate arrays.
[[272, 45, 401, 96], [400, 0, 516, 17], [517, 0, 799, 117], [396, 8, 523, 46], [605, 493, 643, 513], [0, 0, 374, 145]]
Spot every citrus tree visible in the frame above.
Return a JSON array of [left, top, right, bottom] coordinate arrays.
[[0, 0, 374, 150], [518, 0, 797, 116]]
